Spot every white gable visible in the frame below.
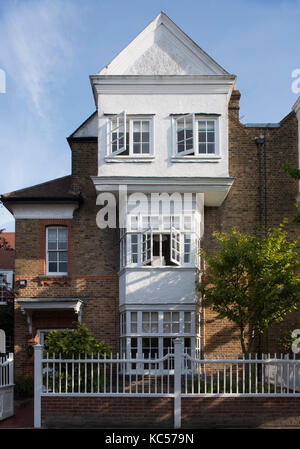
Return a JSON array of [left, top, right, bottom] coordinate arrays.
[[98, 12, 229, 76], [71, 112, 97, 138]]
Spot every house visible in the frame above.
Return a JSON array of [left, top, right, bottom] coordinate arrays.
[[0, 232, 15, 302], [1, 12, 299, 377], [0, 232, 15, 352]]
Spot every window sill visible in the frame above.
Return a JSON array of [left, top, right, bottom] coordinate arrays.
[[171, 156, 221, 163], [105, 156, 155, 163]]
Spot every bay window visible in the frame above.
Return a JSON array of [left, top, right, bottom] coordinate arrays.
[[120, 215, 199, 269], [120, 310, 195, 371]]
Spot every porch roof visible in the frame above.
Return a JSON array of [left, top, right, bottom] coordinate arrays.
[[16, 298, 88, 333]]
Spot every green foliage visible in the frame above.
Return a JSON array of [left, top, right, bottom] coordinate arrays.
[[277, 330, 300, 353], [281, 161, 300, 223], [43, 322, 111, 358], [198, 224, 300, 354], [14, 376, 34, 399], [282, 161, 300, 180], [43, 323, 111, 393]]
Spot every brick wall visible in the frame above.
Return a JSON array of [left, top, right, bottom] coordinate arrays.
[[14, 141, 120, 376], [41, 397, 173, 428], [40, 396, 300, 428], [200, 93, 300, 355]]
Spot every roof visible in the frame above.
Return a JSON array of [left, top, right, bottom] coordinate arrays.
[[1, 176, 81, 203], [97, 12, 231, 76], [0, 232, 15, 270]]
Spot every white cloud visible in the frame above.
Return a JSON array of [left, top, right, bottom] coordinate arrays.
[[0, 0, 78, 116]]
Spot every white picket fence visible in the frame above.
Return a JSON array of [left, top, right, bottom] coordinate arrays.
[[34, 340, 300, 428], [0, 353, 14, 421]]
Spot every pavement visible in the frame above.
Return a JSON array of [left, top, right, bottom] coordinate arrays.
[[0, 399, 34, 428]]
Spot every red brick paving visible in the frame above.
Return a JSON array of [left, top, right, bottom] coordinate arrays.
[[0, 400, 33, 428]]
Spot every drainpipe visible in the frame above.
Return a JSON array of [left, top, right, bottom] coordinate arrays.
[[255, 135, 265, 232]]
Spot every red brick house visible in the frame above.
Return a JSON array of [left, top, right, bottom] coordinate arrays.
[[1, 12, 299, 377]]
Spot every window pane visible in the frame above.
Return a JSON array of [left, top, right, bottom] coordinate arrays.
[[59, 262, 67, 273], [198, 121, 206, 131], [58, 228, 67, 241], [58, 241, 67, 250], [59, 251, 68, 262], [48, 262, 57, 273], [133, 121, 140, 133], [142, 143, 149, 154], [184, 312, 191, 333], [207, 121, 215, 131], [141, 132, 149, 142], [207, 143, 215, 154], [177, 143, 185, 153], [199, 132, 206, 143], [48, 252, 57, 262], [133, 143, 140, 154], [48, 228, 57, 241], [207, 132, 214, 143], [142, 121, 149, 132], [199, 144, 206, 154], [143, 312, 149, 321], [133, 132, 140, 143]]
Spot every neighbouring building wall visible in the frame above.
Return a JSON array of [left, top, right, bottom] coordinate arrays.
[[201, 103, 300, 355], [14, 142, 120, 376]]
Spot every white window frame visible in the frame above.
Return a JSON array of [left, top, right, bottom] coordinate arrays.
[[46, 227, 68, 276], [170, 226, 181, 266], [108, 111, 127, 156], [142, 228, 153, 265], [173, 114, 219, 158], [107, 113, 154, 157], [174, 113, 195, 156], [120, 310, 195, 373]]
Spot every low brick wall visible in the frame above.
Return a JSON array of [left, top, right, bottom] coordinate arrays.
[[181, 397, 300, 428], [41, 396, 300, 429], [41, 397, 173, 428]]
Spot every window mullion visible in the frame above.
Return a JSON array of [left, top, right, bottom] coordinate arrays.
[[129, 119, 133, 156]]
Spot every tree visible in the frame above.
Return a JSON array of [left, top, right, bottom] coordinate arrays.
[[198, 224, 300, 356]]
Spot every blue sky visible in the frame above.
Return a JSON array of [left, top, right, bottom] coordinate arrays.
[[0, 0, 300, 231]]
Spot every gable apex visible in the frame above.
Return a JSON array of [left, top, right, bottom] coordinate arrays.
[[98, 12, 230, 76]]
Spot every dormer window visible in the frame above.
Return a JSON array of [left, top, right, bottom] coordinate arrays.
[[107, 112, 154, 158], [173, 114, 219, 157]]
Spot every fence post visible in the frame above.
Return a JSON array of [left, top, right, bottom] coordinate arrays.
[[174, 337, 184, 429], [8, 353, 14, 386], [34, 344, 43, 428]]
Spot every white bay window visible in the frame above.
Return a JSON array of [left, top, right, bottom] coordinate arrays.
[[120, 214, 200, 269], [120, 310, 195, 370]]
